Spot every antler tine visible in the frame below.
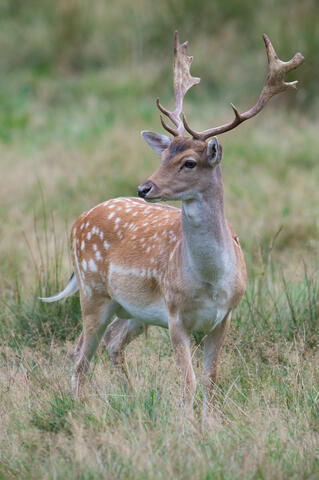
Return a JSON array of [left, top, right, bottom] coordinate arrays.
[[183, 34, 304, 141], [157, 30, 200, 136], [159, 114, 179, 137], [156, 98, 179, 129]]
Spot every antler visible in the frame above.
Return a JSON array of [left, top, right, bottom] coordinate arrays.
[[157, 30, 200, 137], [183, 34, 304, 141]]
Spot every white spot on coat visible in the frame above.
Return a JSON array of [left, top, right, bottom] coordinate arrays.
[[108, 263, 140, 280], [89, 259, 98, 272], [85, 285, 92, 297]]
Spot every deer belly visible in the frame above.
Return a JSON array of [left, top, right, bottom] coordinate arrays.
[[115, 297, 168, 327], [108, 263, 168, 327]]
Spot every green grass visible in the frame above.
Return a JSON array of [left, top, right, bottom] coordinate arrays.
[[1, 2, 319, 477], [1, 269, 319, 478]]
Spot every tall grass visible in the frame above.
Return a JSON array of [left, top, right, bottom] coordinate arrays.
[[0, 191, 81, 348], [1, 261, 319, 479]]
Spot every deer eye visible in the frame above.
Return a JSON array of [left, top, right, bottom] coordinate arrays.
[[183, 160, 197, 169]]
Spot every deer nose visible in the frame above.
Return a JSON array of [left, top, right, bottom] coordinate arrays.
[[138, 182, 153, 198]]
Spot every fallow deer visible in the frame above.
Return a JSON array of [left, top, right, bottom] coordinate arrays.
[[41, 32, 304, 415]]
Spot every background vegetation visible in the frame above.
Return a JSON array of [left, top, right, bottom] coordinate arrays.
[[1, 1, 319, 478]]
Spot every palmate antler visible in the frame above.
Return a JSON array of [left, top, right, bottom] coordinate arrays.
[[182, 34, 304, 140], [156, 31, 200, 136]]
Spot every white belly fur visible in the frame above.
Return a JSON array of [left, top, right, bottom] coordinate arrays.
[[115, 296, 169, 328], [114, 292, 229, 333]]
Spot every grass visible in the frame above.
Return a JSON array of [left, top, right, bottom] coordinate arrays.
[[1, 269, 319, 479], [1, 3, 319, 476]]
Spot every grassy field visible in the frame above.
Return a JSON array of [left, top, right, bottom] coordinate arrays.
[[1, 2, 319, 478]]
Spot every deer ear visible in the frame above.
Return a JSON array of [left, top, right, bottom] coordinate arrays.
[[141, 131, 171, 155], [207, 137, 222, 167]]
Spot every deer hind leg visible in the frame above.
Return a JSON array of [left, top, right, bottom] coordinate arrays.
[[169, 314, 196, 414], [71, 299, 115, 399], [73, 331, 83, 362], [202, 312, 231, 418], [103, 317, 144, 386]]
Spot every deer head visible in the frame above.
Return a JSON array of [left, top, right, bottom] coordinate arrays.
[[139, 31, 304, 201], [138, 135, 222, 201]]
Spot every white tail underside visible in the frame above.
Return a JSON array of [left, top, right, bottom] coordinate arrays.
[[39, 273, 78, 303]]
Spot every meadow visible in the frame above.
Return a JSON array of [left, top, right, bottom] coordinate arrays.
[[1, 1, 319, 478]]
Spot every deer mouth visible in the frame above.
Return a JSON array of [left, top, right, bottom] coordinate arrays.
[[137, 180, 162, 202], [144, 196, 162, 203]]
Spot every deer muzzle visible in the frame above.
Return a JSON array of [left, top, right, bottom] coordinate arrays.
[[137, 180, 159, 200]]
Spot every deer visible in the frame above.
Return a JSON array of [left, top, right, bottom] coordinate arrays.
[[40, 32, 304, 416]]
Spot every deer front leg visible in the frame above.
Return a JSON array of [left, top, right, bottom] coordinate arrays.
[[202, 312, 231, 418], [169, 313, 196, 414]]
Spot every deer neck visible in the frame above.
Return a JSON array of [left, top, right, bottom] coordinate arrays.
[[180, 165, 235, 283]]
